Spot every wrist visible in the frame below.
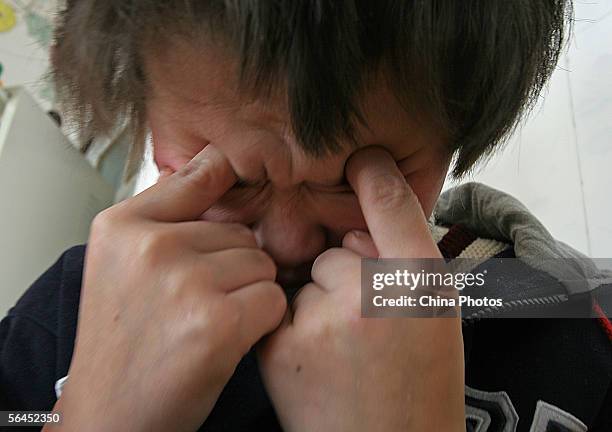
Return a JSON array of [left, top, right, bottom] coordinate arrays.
[[42, 388, 129, 432]]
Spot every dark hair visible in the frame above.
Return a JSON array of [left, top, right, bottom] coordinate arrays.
[[52, 0, 573, 177]]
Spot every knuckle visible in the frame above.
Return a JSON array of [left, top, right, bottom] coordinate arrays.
[[187, 298, 241, 344], [89, 209, 127, 250], [216, 297, 244, 335], [179, 314, 240, 383], [367, 173, 411, 211], [169, 269, 201, 300], [265, 282, 288, 317], [207, 298, 249, 358], [181, 257, 216, 291], [249, 249, 277, 278], [137, 229, 177, 264], [91, 208, 119, 236]]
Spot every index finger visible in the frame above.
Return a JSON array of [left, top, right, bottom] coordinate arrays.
[[129, 144, 237, 222], [345, 147, 437, 258]]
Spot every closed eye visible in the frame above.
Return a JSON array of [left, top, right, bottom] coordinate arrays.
[[307, 180, 354, 194], [234, 178, 253, 189], [233, 177, 267, 190]]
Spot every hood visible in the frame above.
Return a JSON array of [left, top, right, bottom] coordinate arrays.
[[434, 182, 612, 296]]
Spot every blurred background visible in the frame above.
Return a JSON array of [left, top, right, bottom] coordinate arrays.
[[0, 0, 611, 310]]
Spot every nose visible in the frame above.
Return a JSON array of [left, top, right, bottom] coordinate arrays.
[[252, 200, 327, 269]]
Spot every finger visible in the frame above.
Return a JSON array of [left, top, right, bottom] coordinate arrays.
[[311, 248, 360, 288], [173, 221, 258, 252], [255, 308, 292, 371], [227, 280, 287, 347], [345, 147, 437, 258], [342, 230, 379, 258], [130, 145, 237, 222], [289, 282, 325, 323], [196, 248, 276, 292]]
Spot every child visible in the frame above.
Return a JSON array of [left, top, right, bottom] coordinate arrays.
[[1, 1, 610, 431]]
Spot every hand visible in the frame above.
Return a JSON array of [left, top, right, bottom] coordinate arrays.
[[258, 147, 465, 432], [47, 145, 286, 432]]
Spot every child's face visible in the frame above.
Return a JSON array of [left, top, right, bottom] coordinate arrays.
[[144, 39, 451, 286]]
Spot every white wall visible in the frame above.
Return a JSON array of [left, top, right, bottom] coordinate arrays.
[[0, 0, 57, 111], [453, 0, 612, 258], [0, 89, 114, 314]]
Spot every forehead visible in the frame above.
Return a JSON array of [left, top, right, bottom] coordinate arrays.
[[144, 38, 448, 186]]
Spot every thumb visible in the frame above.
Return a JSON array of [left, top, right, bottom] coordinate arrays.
[[128, 144, 237, 222], [342, 230, 379, 258]]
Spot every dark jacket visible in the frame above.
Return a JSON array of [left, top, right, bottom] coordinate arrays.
[[1, 240, 610, 432]]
